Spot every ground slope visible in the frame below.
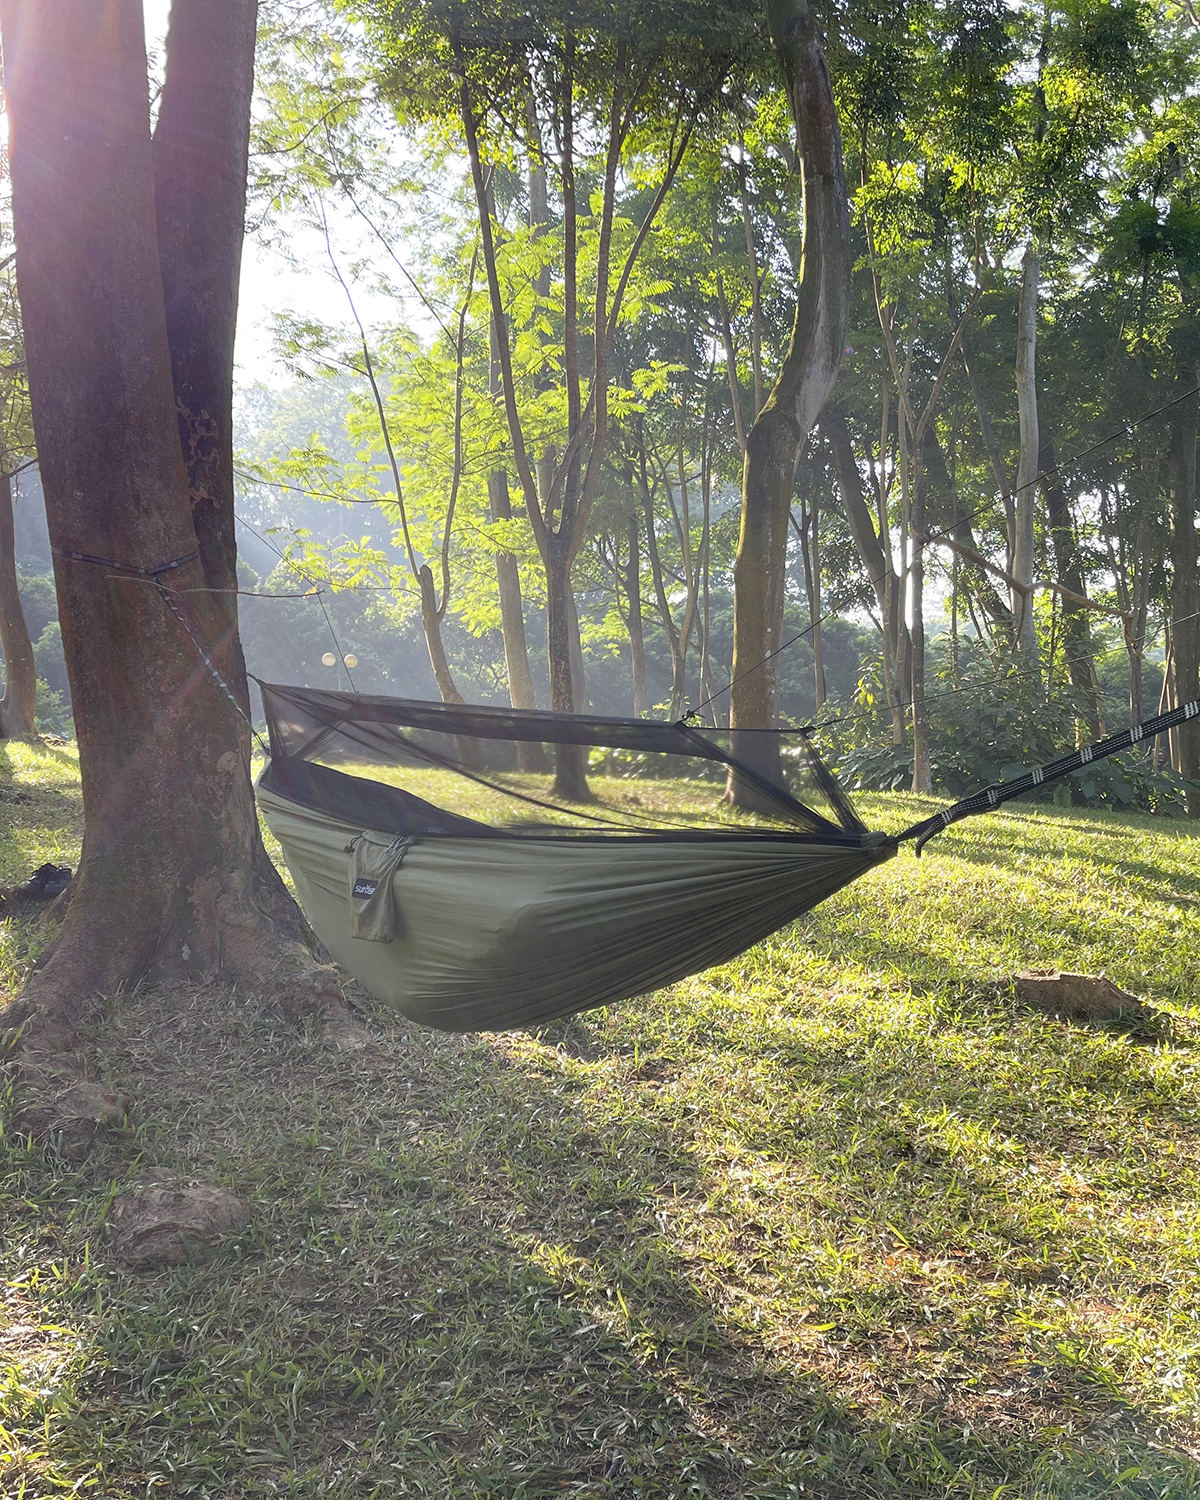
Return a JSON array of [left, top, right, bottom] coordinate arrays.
[[2, 743, 1199, 1498]]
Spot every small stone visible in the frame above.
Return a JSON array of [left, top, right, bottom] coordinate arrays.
[[109, 1178, 251, 1268], [1014, 970, 1151, 1023]]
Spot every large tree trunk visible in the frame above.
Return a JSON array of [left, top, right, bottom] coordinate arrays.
[[152, 0, 301, 929], [1169, 377, 1200, 813], [0, 469, 38, 738], [1012, 241, 1040, 662], [728, 0, 849, 804], [0, 0, 333, 1054]]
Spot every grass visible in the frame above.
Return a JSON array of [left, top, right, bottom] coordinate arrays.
[[320, 756, 823, 832], [3, 741, 1200, 1497]]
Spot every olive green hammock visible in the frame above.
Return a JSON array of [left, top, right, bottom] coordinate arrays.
[[255, 680, 1199, 1034]]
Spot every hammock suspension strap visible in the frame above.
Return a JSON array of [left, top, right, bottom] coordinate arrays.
[[899, 697, 1200, 854]]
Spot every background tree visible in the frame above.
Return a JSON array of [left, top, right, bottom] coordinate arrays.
[[0, 227, 38, 739], [727, 0, 850, 801]]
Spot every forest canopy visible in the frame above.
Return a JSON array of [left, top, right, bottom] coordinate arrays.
[[213, 0, 1200, 815]]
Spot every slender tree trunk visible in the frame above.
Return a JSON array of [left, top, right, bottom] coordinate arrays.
[[1041, 438, 1103, 740], [625, 512, 647, 716], [417, 565, 464, 704], [485, 309, 544, 771], [668, 418, 701, 720], [807, 495, 825, 709], [1013, 241, 1040, 662], [962, 337, 1015, 568], [1128, 505, 1154, 729], [908, 424, 932, 793], [728, 0, 849, 804], [823, 406, 907, 742], [546, 546, 590, 798], [920, 424, 1013, 636], [698, 440, 715, 714], [0, 0, 331, 1052], [567, 584, 586, 713], [0, 469, 38, 738], [488, 470, 536, 708], [1169, 376, 1200, 812], [640, 459, 682, 678], [718, 274, 748, 455], [739, 156, 765, 417]]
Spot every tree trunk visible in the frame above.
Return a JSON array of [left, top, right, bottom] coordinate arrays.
[[728, 0, 849, 803], [417, 565, 464, 704], [0, 469, 38, 738], [1128, 502, 1154, 729], [0, 0, 332, 1052], [1012, 241, 1040, 662], [1041, 438, 1104, 740], [567, 584, 587, 713], [907, 418, 932, 793], [962, 336, 1015, 569], [487, 302, 537, 708], [487, 467, 547, 771], [488, 470, 536, 708], [626, 512, 647, 716], [803, 494, 825, 710], [546, 546, 591, 798], [1169, 376, 1200, 813], [823, 406, 907, 742], [150, 0, 302, 932]]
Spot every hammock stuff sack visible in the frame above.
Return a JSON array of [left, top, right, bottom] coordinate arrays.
[[255, 682, 896, 1032]]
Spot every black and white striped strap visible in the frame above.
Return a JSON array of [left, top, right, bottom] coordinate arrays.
[[899, 698, 1200, 854]]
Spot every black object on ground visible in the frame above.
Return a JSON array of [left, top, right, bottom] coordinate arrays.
[[16, 862, 72, 900]]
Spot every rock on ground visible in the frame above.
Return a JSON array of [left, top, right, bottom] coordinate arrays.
[[109, 1172, 251, 1268]]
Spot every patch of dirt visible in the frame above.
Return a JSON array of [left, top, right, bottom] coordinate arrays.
[[1015, 969, 1154, 1025]]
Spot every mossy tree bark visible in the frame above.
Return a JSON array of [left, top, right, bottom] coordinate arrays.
[[0, 0, 335, 1053], [727, 0, 849, 805]]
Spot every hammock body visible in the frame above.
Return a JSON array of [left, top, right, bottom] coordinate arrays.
[[257, 777, 892, 1031], [254, 678, 1199, 1034]]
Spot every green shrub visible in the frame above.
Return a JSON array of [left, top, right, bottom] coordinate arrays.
[[825, 640, 1198, 813], [34, 677, 73, 738]]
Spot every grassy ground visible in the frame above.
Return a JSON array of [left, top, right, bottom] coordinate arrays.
[[2, 740, 1200, 1498]]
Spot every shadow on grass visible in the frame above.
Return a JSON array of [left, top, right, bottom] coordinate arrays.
[[4, 979, 1199, 1499]]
